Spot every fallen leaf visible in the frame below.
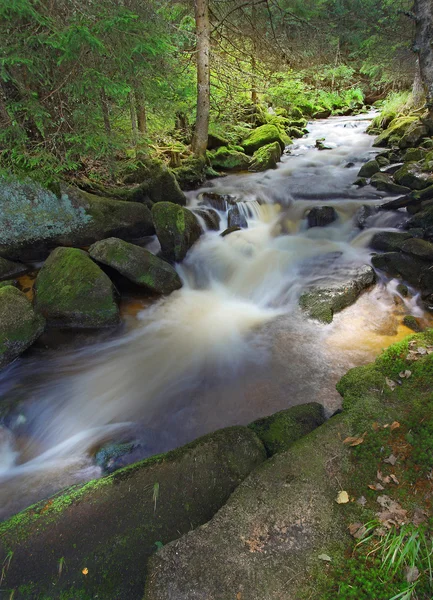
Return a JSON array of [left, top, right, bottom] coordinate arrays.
[[376, 495, 407, 527], [376, 471, 391, 484], [318, 554, 332, 562], [356, 496, 367, 506], [82, 568, 88, 575], [348, 523, 367, 539], [372, 422, 380, 432], [412, 508, 427, 526], [390, 474, 399, 485], [384, 454, 397, 466], [417, 347, 427, 355], [390, 421, 401, 431], [336, 491, 349, 504], [405, 566, 420, 583], [399, 371, 412, 379], [386, 378, 396, 391], [368, 483, 385, 491], [237, 593, 242, 600], [343, 433, 366, 447]]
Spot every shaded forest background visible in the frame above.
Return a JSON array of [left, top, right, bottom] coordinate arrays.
[[0, 0, 417, 184]]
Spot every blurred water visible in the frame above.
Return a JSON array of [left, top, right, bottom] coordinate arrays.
[[0, 113, 427, 519]]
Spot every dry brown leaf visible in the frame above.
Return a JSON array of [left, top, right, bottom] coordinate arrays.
[[237, 593, 242, 600], [390, 474, 399, 485], [384, 454, 397, 466], [377, 471, 391, 484], [356, 496, 367, 506], [417, 347, 427, 355], [390, 421, 400, 431], [372, 422, 380, 432], [405, 566, 420, 583], [348, 523, 367, 539], [412, 508, 427, 526], [399, 371, 412, 379], [386, 377, 396, 391], [343, 433, 366, 447], [368, 483, 385, 491], [376, 495, 407, 527]]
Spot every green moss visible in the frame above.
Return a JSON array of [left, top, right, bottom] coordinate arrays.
[[373, 116, 419, 147], [152, 202, 202, 262], [242, 124, 288, 155], [249, 141, 282, 172], [208, 146, 251, 172]]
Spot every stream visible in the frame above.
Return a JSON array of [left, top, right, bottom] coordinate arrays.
[[0, 112, 429, 520]]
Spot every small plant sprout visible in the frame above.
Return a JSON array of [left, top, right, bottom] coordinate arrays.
[[0, 551, 13, 585], [58, 556, 66, 578]]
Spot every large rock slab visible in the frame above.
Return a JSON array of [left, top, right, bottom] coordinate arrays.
[[0, 178, 154, 261], [152, 202, 202, 262], [0, 427, 266, 600], [35, 247, 119, 328], [299, 265, 376, 324], [88, 238, 182, 294], [0, 286, 45, 368]]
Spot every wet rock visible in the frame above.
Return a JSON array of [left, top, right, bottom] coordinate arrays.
[[370, 172, 410, 195], [394, 162, 433, 190], [373, 116, 419, 147], [227, 205, 248, 229], [354, 205, 378, 229], [0, 426, 266, 600], [315, 138, 332, 150], [287, 126, 304, 139], [199, 192, 237, 211], [376, 156, 390, 167], [397, 283, 409, 297], [407, 204, 433, 229], [299, 265, 376, 324], [307, 206, 337, 228], [400, 238, 433, 261], [0, 279, 17, 290], [242, 124, 288, 155], [220, 226, 241, 237], [354, 177, 368, 187], [94, 441, 145, 474], [0, 286, 45, 369], [193, 208, 221, 231], [88, 238, 182, 295], [0, 256, 27, 281], [357, 159, 380, 178], [403, 315, 424, 332], [371, 252, 429, 288], [248, 403, 325, 456], [404, 148, 426, 162], [249, 141, 282, 171], [381, 162, 404, 175], [313, 108, 332, 119], [152, 202, 202, 262], [35, 247, 119, 328], [208, 146, 251, 172], [345, 162, 355, 168], [379, 194, 415, 211], [369, 231, 411, 252]]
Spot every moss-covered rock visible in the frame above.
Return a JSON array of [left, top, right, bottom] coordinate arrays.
[[371, 252, 429, 288], [407, 203, 433, 229], [123, 159, 186, 206], [0, 286, 45, 369], [403, 315, 424, 332], [152, 202, 202, 262], [369, 231, 411, 252], [242, 124, 288, 155], [171, 157, 207, 191], [34, 247, 119, 328], [399, 122, 429, 149], [299, 265, 376, 324], [144, 332, 433, 600], [357, 159, 380, 178], [400, 237, 433, 261], [0, 426, 266, 600], [249, 141, 282, 171], [248, 403, 325, 456], [208, 146, 251, 172], [88, 238, 182, 294], [0, 256, 27, 281], [286, 126, 305, 139], [394, 162, 433, 190], [207, 132, 229, 150], [373, 116, 419, 148], [404, 148, 426, 162], [369, 172, 410, 195]]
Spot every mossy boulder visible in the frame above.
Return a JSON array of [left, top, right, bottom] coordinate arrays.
[[400, 237, 433, 261], [399, 122, 429, 149], [0, 426, 266, 600], [152, 202, 202, 262], [0, 256, 27, 281], [123, 159, 186, 206], [369, 231, 411, 252], [88, 238, 182, 294], [208, 146, 251, 172], [373, 116, 419, 148], [249, 141, 282, 171], [407, 204, 433, 229], [403, 315, 424, 332], [242, 124, 288, 155], [248, 403, 325, 456], [0, 286, 45, 369], [371, 252, 429, 288], [369, 172, 410, 195], [299, 265, 376, 324], [144, 332, 433, 600], [207, 132, 229, 150], [172, 157, 207, 191], [404, 148, 426, 162], [287, 126, 305, 139], [34, 247, 119, 328], [394, 162, 433, 190], [357, 159, 380, 178]]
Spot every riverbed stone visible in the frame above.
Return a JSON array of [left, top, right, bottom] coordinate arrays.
[[400, 237, 433, 261], [354, 204, 378, 229], [227, 205, 248, 229], [193, 208, 221, 231], [248, 403, 325, 456], [249, 141, 282, 171], [371, 252, 429, 288], [369, 231, 411, 252], [307, 206, 338, 228], [373, 116, 419, 147], [35, 247, 119, 328], [0, 256, 28, 281], [123, 160, 186, 206], [152, 202, 202, 262], [394, 162, 433, 190], [357, 159, 380, 178], [88, 238, 182, 294], [399, 122, 429, 149], [208, 146, 251, 172], [0, 426, 266, 600], [299, 264, 376, 324], [242, 124, 288, 155], [369, 172, 410, 195], [0, 286, 45, 369]]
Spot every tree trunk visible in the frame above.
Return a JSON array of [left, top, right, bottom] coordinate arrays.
[[412, 57, 425, 106], [134, 88, 147, 135], [192, 0, 210, 157], [251, 3, 258, 104], [129, 92, 138, 146], [414, 0, 433, 118], [100, 87, 112, 136]]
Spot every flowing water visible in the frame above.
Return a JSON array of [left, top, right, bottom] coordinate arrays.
[[0, 113, 430, 519]]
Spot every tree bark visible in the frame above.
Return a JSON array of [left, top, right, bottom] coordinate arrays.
[[134, 87, 147, 135], [414, 0, 433, 117], [192, 0, 210, 157], [412, 57, 425, 106], [100, 87, 112, 137], [129, 92, 138, 146]]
